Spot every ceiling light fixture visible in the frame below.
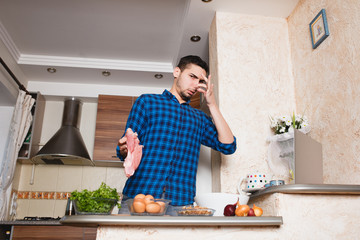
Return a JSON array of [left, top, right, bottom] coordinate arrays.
[[190, 35, 201, 42], [202, 0, 212, 2], [102, 71, 111, 77], [154, 74, 163, 79], [47, 67, 56, 73]]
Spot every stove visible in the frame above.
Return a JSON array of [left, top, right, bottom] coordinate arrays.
[[18, 216, 61, 221]]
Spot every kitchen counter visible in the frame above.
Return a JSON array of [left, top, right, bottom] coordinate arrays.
[[249, 183, 360, 199], [60, 215, 283, 227]]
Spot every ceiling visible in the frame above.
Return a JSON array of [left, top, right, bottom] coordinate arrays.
[[0, 0, 299, 93]]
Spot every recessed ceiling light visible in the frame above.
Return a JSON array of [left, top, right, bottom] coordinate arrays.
[[154, 74, 163, 79], [190, 35, 201, 42], [202, 0, 212, 2], [102, 71, 111, 77], [47, 67, 56, 73]]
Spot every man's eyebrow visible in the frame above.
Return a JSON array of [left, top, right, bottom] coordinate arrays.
[[190, 73, 199, 79]]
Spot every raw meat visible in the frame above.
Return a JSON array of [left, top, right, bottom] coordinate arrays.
[[123, 128, 143, 177]]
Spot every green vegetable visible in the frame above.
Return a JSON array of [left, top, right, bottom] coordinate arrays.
[[70, 182, 121, 213]]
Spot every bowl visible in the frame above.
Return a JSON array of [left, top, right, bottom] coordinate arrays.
[[195, 193, 250, 216], [73, 198, 118, 215], [175, 206, 215, 216], [127, 198, 171, 216]]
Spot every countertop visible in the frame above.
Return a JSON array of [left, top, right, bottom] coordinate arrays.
[[3, 184, 359, 227], [249, 183, 360, 199], [60, 215, 283, 227]]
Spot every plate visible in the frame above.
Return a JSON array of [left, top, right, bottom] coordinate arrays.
[[175, 206, 215, 216], [242, 188, 263, 193]]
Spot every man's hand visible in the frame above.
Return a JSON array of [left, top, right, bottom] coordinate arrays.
[[197, 74, 234, 144], [118, 136, 128, 158], [197, 74, 216, 107]]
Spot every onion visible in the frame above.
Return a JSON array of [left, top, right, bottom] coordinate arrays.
[[253, 204, 263, 216], [247, 208, 255, 216], [235, 204, 250, 217], [223, 198, 238, 216]]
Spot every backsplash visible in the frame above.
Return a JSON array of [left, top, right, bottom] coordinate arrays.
[[17, 190, 70, 200], [12, 163, 128, 218]]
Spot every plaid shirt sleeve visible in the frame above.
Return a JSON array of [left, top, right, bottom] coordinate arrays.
[[199, 111, 237, 154]]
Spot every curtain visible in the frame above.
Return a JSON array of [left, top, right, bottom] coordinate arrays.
[[0, 90, 34, 220]]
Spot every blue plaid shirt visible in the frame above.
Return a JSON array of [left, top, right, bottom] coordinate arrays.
[[116, 90, 236, 206]]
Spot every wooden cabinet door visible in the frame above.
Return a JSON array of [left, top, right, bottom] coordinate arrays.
[[12, 226, 97, 240], [93, 95, 135, 162]]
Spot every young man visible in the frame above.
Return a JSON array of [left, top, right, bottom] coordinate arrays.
[[117, 55, 236, 208]]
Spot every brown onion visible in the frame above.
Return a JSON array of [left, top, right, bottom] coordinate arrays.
[[235, 204, 250, 217], [253, 204, 263, 216]]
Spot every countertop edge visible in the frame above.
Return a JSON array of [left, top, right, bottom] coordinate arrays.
[[0, 221, 62, 226], [249, 184, 360, 199], [60, 215, 283, 227]]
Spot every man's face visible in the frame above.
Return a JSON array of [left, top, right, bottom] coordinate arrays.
[[173, 64, 207, 102]]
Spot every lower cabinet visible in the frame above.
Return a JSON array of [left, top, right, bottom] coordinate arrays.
[[12, 226, 97, 240]]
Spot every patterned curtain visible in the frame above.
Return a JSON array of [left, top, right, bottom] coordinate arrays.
[[0, 90, 34, 220]]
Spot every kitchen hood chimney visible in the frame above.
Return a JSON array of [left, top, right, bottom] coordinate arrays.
[[32, 98, 95, 166]]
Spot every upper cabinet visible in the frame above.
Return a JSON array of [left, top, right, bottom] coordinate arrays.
[[93, 95, 136, 165], [18, 92, 45, 162]]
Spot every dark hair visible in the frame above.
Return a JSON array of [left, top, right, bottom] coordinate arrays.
[[177, 55, 209, 75]]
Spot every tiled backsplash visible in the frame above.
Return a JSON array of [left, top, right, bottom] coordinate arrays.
[[13, 163, 128, 218], [17, 190, 71, 200]]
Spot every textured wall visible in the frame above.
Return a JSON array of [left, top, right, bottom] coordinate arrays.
[[288, 0, 360, 183], [210, 12, 296, 192]]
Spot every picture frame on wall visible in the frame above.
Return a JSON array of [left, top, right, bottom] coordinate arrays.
[[309, 9, 330, 49]]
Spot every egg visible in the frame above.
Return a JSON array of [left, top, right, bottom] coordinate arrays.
[[144, 194, 154, 205], [134, 193, 146, 200], [133, 200, 146, 213], [146, 202, 161, 213]]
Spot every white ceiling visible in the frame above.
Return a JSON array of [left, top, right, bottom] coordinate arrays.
[[0, 0, 299, 93]]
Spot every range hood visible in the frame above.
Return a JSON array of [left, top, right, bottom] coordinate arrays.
[[31, 98, 95, 166]]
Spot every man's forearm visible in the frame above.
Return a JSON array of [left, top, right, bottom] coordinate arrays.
[[208, 104, 234, 144]]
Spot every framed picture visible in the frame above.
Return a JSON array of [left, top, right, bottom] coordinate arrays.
[[309, 9, 330, 49]]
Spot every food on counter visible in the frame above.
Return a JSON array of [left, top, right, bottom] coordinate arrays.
[[70, 182, 120, 214], [134, 193, 146, 200], [124, 128, 144, 177], [144, 194, 155, 204], [132, 194, 163, 214], [177, 206, 215, 216], [133, 199, 146, 213], [235, 204, 250, 217], [247, 208, 256, 216], [146, 202, 161, 213], [223, 199, 238, 216], [252, 204, 263, 216]]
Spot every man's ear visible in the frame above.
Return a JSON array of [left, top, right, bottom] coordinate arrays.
[[173, 67, 181, 78]]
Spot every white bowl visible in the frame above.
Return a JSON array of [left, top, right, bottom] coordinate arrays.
[[194, 193, 250, 216]]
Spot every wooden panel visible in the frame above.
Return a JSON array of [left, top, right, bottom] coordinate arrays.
[[93, 95, 134, 161], [189, 92, 201, 109], [12, 226, 97, 240], [84, 227, 98, 240]]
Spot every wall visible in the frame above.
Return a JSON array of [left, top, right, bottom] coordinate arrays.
[[209, 12, 296, 192], [288, 0, 360, 184]]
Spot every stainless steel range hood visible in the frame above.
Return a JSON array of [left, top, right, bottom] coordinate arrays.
[[31, 98, 95, 166]]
